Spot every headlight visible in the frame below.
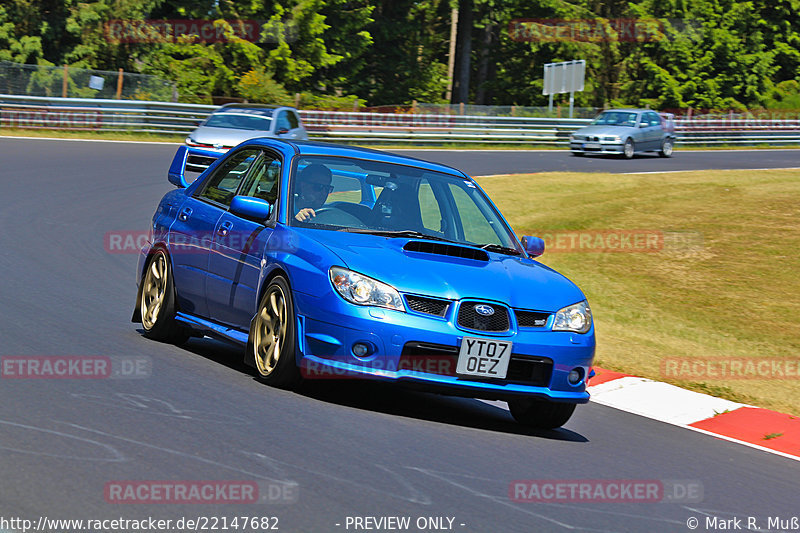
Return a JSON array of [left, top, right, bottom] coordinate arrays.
[[329, 267, 404, 311], [603, 135, 621, 142], [569, 134, 575, 141], [185, 137, 192, 144], [553, 300, 592, 334]]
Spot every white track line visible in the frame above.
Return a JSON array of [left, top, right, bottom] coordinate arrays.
[[621, 167, 800, 175], [0, 135, 180, 145]]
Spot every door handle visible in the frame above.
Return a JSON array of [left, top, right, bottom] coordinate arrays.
[[178, 207, 193, 221], [217, 220, 234, 236]]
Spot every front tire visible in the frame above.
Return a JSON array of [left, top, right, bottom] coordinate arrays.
[[622, 138, 635, 159], [139, 249, 189, 344], [508, 398, 576, 429], [659, 137, 674, 158], [250, 276, 301, 389]]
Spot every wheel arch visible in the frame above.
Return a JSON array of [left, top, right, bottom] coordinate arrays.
[[245, 266, 294, 370]]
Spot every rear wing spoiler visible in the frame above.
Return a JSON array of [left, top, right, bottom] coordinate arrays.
[[167, 145, 224, 188]]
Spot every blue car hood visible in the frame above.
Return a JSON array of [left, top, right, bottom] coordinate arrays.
[[304, 230, 586, 312]]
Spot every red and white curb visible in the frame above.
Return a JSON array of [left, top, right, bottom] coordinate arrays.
[[588, 367, 800, 462]]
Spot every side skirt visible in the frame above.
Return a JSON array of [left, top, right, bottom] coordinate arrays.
[[174, 312, 249, 345]]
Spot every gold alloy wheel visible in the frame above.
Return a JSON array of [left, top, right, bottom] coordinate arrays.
[[253, 285, 288, 376], [141, 252, 168, 330]]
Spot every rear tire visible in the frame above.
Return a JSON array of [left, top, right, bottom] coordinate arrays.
[[250, 276, 301, 389], [659, 138, 674, 158], [139, 249, 189, 344], [508, 398, 576, 429]]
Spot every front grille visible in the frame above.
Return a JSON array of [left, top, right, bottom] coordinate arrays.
[[399, 342, 552, 386], [515, 309, 550, 328], [405, 295, 450, 317], [403, 241, 489, 262], [457, 302, 510, 332]]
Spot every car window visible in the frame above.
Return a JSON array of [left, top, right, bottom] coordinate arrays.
[[288, 156, 517, 250], [239, 152, 282, 206], [287, 111, 300, 129], [205, 113, 272, 131], [418, 179, 444, 234], [276, 111, 291, 132], [448, 182, 505, 244], [592, 111, 637, 126], [648, 112, 662, 127], [197, 149, 260, 207]]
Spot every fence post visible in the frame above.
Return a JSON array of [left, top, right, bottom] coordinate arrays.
[[116, 68, 123, 99], [295, 92, 301, 108], [62, 65, 68, 98]]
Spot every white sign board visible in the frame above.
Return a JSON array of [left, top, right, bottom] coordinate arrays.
[[88, 75, 105, 90], [543, 60, 585, 95]]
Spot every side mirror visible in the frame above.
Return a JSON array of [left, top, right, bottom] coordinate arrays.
[[276, 128, 289, 135], [521, 236, 545, 258], [167, 145, 189, 188], [638, 122, 648, 128], [230, 195, 272, 221]]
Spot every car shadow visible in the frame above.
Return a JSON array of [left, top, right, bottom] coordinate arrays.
[[298, 380, 588, 442], [167, 335, 588, 443]]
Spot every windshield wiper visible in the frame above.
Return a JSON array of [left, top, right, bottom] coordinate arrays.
[[341, 228, 457, 243], [478, 243, 522, 256]]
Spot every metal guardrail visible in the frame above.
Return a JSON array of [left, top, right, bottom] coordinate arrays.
[[2, 94, 800, 146]]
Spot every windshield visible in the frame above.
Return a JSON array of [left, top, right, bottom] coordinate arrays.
[[204, 113, 272, 131], [591, 111, 638, 127], [288, 156, 519, 252]]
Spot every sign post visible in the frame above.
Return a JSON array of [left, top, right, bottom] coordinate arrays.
[[543, 60, 585, 118]]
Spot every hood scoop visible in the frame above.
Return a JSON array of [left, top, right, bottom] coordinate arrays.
[[403, 240, 489, 261]]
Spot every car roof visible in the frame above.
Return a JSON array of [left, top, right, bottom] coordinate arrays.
[[243, 138, 469, 178], [601, 108, 650, 113], [219, 103, 280, 110]]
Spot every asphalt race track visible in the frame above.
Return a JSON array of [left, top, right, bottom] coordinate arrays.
[[0, 137, 798, 532], [393, 147, 800, 176]]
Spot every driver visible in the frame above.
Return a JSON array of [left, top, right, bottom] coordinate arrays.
[[293, 163, 333, 222]]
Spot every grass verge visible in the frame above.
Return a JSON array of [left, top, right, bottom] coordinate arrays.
[[479, 168, 800, 415]]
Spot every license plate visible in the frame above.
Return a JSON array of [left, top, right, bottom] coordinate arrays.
[[456, 337, 512, 379], [584, 142, 601, 149]]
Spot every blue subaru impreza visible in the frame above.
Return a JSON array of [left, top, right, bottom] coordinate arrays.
[[134, 139, 595, 428]]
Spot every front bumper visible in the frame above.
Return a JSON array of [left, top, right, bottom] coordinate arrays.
[[293, 291, 595, 403], [570, 141, 625, 155]]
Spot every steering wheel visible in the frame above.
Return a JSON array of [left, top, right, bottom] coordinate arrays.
[[312, 207, 367, 227]]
